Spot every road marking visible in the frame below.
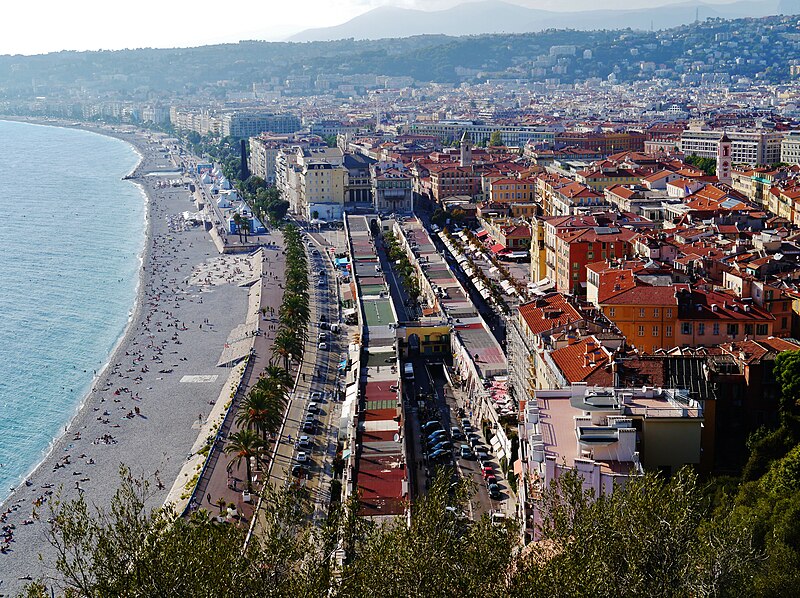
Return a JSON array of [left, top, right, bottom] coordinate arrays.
[[180, 375, 219, 383]]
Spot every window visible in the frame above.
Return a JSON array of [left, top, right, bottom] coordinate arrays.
[[653, 308, 660, 317], [666, 308, 672, 318], [652, 325, 659, 337], [713, 323, 720, 336], [572, 272, 579, 280], [666, 325, 673, 338], [682, 322, 692, 335], [638, 326, 645, 337], [745, 324, 754, 336], [756, 323, 768, 335], [573, 262, 579, 270], [608, 307, 616, 317], [727, 323, 739, 337], [782, 317, 788, 329], [639, 308, 646, 318]]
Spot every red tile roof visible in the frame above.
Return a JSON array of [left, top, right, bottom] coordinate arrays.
[[550, 337, 611, 383], [518, 293, 583, 335]]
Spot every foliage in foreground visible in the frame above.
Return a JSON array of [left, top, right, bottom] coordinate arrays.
[[21, 463, 778, 598]]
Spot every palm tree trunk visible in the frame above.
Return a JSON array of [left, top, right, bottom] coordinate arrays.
[[245, 455, 252, 492]]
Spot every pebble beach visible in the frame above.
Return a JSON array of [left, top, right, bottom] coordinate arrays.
[[0, 127, 254, 595]]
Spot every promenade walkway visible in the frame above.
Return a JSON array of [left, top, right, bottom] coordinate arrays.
[[188, 238, 286, 525]]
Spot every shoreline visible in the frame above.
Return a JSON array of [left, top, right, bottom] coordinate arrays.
[[0, 118, 256, 593], [0, 119, 152, 506]]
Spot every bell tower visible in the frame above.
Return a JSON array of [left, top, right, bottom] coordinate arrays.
[[716, 131, 732, 184], [459, 131, 472, 167]]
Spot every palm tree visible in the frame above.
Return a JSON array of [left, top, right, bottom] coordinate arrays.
[[224, 429, 265, 492], [272, 328, 297, 370], [236, 391, 271, 440], [280, 294, 310, 327], [263, 365, 292, 390], [232, 213, 245, 243], [277, 327, 305, 368]]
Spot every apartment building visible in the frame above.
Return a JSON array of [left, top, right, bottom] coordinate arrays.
[[519, 383, 703, 539], [371, 163, 413, 214], [429, 165, 482, 202], [680, 127, 784, 166], [780, 131, 800, 164], [407, 121, 555, 146], [221, 111, 301, 138], [276, 146, 348, 219], [553, 226, 636, 293]]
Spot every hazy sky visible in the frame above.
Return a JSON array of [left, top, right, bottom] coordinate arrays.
[[2, 0, 732, 55]]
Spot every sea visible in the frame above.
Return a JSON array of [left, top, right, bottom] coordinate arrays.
[[0, 120, 146, 503]]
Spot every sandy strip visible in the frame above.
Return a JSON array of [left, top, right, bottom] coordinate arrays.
[[0, 123, 257, 593]]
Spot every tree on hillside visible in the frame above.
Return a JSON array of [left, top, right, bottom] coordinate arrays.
[[23, 467, 771, 598], [489, 130, 504, 147]]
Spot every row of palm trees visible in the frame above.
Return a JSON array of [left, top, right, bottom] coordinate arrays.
[[223, 224, 311, 493], [224, 366, 291, 492]]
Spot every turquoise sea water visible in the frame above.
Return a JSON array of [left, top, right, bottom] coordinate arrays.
[[0, 120, 145, 502]]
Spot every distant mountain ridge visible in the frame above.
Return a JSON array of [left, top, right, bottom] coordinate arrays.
[[288, 0, 791, 42]]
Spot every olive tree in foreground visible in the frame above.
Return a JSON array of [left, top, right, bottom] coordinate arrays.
[[21, 467, 767, 598]]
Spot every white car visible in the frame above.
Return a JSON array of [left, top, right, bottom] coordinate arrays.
[[298, 436, 312, 449], [297, 451, 309, 463], [318, 342, 328, 350]]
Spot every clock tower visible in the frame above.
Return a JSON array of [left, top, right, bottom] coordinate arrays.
[[716, 131, 732, 184]]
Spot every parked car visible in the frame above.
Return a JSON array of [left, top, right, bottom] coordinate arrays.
[[488, 483, 501, 499], [468, 435, 481, 448], [482, 466, 494, 479], [291, 464, 306, 477], [298, 436, 312, 449], [476, 450, 490, 464], [422, 421, 442, 432], [459, 445, 474, 459], [307, 402, 320, 414], [432, 441, 453, 452], [429, 449, 450, 462], [318, 342, 328, 350], [427, 430, 447, 441], [460, 418, 471, 428], [450, 426, 464, 440], [297, 451, 309, 463]]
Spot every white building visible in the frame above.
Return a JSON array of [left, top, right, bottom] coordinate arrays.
[[780, 131, 800, 164], [680, 126, 784, 166]]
